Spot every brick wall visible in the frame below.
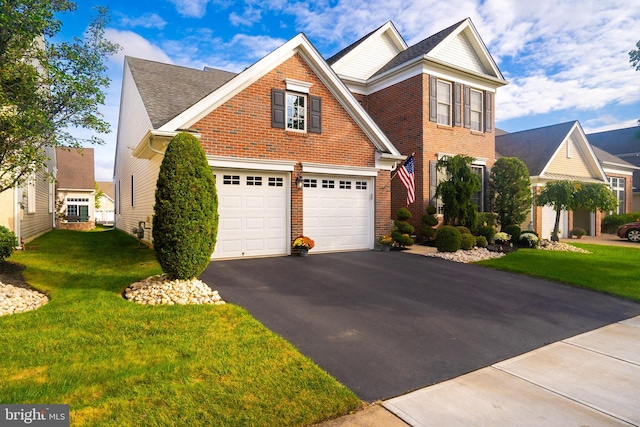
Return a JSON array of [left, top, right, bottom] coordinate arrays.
[[193, 53, 389, 247], [364, 74, 496, 231]]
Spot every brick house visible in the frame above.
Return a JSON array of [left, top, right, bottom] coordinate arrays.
[[327, 18, 508, 226], [496, 121, 637, 238], [113, 34, 403, 259]]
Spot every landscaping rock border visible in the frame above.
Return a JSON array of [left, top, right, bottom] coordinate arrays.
[[124, 275, 225, 306]]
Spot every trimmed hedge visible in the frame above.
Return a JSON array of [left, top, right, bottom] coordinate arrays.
[[0, 226, 17, 261], [475, 235, 488, 248], [435, 226, 461, 252], [153, 132, 219, 280], [476, 225, 496, 242], [602, 213, 640, 234], [504, 224, 521, 243], [460, 233, 476, 250]]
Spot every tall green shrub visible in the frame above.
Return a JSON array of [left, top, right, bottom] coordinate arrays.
[[435, 154, 480, 230], [421, 205, 438, 241], [435, 225, 461, 252], [0, 226, 17, 262], [489, 157, 532, 230], [153, 133, 219, 280]]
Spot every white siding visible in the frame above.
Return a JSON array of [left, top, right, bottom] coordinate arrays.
[[21, 146, 56, 242], [333, 33, 402, 81], [431, 31, 486, 74], [546, 139, 594, 178], [113, 61, 158, 244]]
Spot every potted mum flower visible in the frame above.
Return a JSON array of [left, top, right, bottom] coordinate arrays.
[[494, 232, 511, 246], [379, 234, 393, 251], [293, 235, 315, 257]]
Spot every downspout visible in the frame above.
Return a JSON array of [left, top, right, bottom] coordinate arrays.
[[148, 135, 166, 156]]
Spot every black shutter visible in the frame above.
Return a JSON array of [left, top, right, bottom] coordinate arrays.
[[429, 160, 438, 207], [454, 83, 462, 127], [485, 91, 493, 133], [463, 85, 471, 128], [309, 95, 321, 133], [429, 76, 437, 122], [271, 89, 285, 129]]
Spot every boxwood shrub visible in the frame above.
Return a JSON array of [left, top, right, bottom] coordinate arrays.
[[460, 233, 476, 250], [0, 226, 17, 262], [476, 225, 496, 242], [475, 235, 488, 248], [504, 224, 521, 243], [435, 225, 461, 252]]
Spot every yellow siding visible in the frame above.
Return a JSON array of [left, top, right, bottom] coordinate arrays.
[[0, 189, 15, 231], [546, 139, 593, 178]]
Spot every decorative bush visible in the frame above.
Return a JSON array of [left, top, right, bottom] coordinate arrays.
[[153, 132, 219, 280], [392, 208, 414, 247], [456, 226, 471, 235], [475, 235, 488, 248], [504, 224, 521, 243], [0, 226, 17, 262], [421, 205, 439, 242], [460, 233, 476, 250], [601, 213, 640, 233], [476, 225, 496, 242], [476, 212, 498, 228], [293, 235, 315, 249], [571, 228, 586, 238], [435, 225, 461, 252], [494, 232, 511, 245], [519, 232, 539, 248]]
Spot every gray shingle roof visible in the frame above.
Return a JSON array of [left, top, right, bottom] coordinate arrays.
[[126, 56, 237, 129], [495, 121, 577, 176], [56, 147, 95, 190], [371, 18, 467, 78], [587, 126, 640, 155]]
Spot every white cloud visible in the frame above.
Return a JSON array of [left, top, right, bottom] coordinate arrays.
[[105, 29, 173, 65], [119, 13, 167, 30], [167, 0, 210, 18]]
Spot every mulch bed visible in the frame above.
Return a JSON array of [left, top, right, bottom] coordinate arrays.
[[0, 261, 32, 290]]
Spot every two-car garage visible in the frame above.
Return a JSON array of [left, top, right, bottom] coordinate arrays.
[[211, 167, 375, 259]]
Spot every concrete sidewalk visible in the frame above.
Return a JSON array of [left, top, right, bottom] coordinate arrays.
[[317, 315, 640, 426]]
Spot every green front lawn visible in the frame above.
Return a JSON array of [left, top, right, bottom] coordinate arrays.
[[0, 229, 359, 426], [477, 243, 640, 302]]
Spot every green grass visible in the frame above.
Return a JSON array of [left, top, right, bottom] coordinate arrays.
[[477, 243, 640, 302], [0, 229, 359, 426]]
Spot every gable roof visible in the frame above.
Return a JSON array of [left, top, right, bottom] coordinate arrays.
[[96, 181, 114, 199], [126, 57, 237, 129], [326, 22, 400, 66], [496, 121, 607, 183], [149, 33, 400, 157], [56, 147, 95, 190]]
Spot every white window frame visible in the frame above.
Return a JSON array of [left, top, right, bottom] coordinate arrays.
[[437, 80, 452, 126], [470, 89, 483, 132], [286, 93, 306, 132], [609, 177, 625, 214]]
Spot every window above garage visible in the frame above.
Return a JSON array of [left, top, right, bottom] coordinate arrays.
[[272, 79, 321, 134]]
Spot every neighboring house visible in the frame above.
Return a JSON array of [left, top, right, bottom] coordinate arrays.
[[56, 147, 96, 230], [496, 121, 636, 238], [327, 18, 508, 221], [587, 126, 640, 212], [95, 181, 115, 224], [0, 146, 56, 246], [113, 33, 403, 259]]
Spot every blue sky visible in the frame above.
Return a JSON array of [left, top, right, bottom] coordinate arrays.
[[54, 0, 640, 181]]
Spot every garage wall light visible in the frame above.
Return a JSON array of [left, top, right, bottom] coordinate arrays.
[[295, 172, 304, 189]]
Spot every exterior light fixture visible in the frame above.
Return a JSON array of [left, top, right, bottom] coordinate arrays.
[[295, 172, 304, 189]]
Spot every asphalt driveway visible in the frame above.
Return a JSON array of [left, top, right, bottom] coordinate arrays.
[[200, 250, 640, 401]]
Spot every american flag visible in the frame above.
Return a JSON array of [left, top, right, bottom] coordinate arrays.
[[397, 155, 415, 205]]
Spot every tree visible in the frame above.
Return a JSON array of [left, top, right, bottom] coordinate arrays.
[[630, 40, 640, 71], [0, 1, 119, 194], [435, 154, 480, 229], [94, 182, 104, 210], [536, 180, 618, 241], [489, 157, 532, 230], [152, 133, 219, 280]]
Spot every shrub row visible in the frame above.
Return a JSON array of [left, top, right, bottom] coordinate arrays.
[[601, 212, 640, 234]]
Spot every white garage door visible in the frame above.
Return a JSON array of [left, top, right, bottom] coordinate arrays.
[[303, 175, 374, 252], [542, 205, 568, 239], [212, 170, 288, 259]]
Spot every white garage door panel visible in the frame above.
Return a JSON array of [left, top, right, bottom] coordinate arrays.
[[303, 175, 374, 252], [542, 205, 568, 239], [213, 170, 288, 259]]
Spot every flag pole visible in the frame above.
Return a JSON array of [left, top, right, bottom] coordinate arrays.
[[381, 153, 415, 189]]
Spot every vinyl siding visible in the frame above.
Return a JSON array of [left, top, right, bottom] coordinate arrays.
[[333, 32, 402, 81], [546, 139, 594, 178], [431, 31, 486, 74], [114, 60, 158, 243]]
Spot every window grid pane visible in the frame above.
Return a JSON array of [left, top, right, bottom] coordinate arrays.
[[437, 81, 451, 126], [470, 90, 483, 132], [287, 94, 306, 131]]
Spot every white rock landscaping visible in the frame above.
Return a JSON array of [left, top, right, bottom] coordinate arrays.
[[0, 282, 49, 316], [124, 275, 225, 306]]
